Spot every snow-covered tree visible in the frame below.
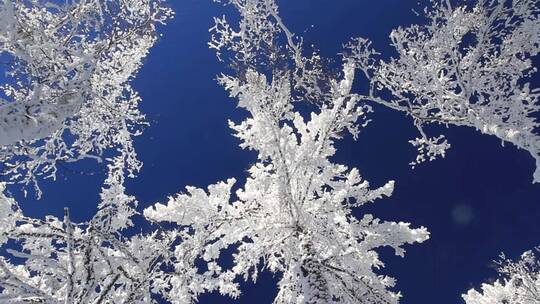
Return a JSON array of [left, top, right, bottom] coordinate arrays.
[[0, 157, 237, 303], [2, 0, 539, 303], [355, 0, 540, 181], [463, 248, 540, 304], [209, 0, 540, 182], [145, 66, 430, 303], [0, 0, 172, 194], [146, 0, 429, 303]]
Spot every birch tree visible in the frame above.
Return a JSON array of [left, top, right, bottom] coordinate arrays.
[[0, 0, 172, 194]]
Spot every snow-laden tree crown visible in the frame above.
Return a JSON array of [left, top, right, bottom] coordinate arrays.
[[0, 0, 539, 303], [0, 0, 172, 195], [370, 0, 540, 181], [0, 156, 241, 303], [463, 248, 540, 304]]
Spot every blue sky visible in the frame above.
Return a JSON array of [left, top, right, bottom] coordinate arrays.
[[11, 1, 540, 303]]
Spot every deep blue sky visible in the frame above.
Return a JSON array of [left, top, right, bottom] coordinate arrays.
[[12, 1, 540, 303]]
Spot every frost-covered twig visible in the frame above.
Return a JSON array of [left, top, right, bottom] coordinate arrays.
[[463, 247, 540, 304], [0, 0, 172, 194], [357, 0, 540, 182]]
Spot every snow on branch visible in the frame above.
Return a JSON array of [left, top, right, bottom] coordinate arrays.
[[2, 0, 539, 303], [0, 157, 235, 303], [463, 247, 540, 304], [360, 0, 540, 182], [0, 0, 172, 194], [144, 1, 430, 303]]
